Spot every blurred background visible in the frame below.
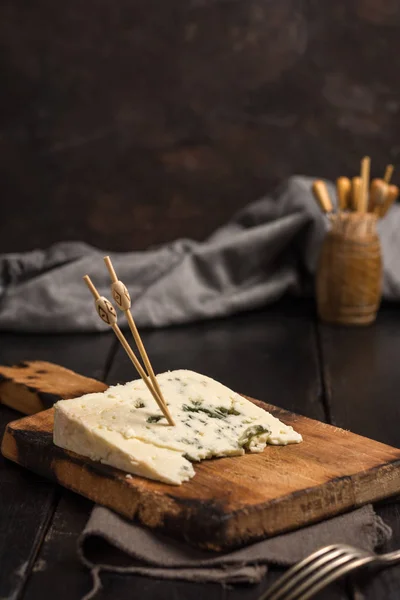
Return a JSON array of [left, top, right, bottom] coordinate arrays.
[[1, 0, 400, 253]]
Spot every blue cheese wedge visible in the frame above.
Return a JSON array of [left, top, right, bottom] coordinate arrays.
[[53, 369, 302, 485]]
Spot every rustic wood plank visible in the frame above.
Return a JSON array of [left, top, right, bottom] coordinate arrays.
[[0, 406, 57, 600], [21, 305, 336, 599], [0, 334, 115, 600], [0, 361, 107, 414], [318, 306, 400, 600], [4, 398, 400, 551], [0, 332, 116, 388], [21, 492, 95, 600]]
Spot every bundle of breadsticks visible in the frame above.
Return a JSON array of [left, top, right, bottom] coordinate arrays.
[[312, 158, 398, 218]]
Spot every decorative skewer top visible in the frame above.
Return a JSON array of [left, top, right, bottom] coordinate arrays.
[[83, 275, 117, 325], [112, 280, 131, 311], [104, 256, 132, 311], [96, 297, 118, 326]]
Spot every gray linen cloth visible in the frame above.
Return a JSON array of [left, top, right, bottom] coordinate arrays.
[[78, 504, 391, 598], [1, 175, 400, 333]]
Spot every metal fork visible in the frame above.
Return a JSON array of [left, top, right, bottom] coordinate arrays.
[[259, 543, 400, 600]]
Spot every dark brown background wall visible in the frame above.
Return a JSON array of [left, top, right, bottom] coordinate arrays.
[[1, 0, 399, 253]]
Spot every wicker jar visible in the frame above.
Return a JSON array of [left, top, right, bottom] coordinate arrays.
[[316, 213, 382, 326]]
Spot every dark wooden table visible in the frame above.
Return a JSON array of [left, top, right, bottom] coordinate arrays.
[[1, 300, 400, 599]]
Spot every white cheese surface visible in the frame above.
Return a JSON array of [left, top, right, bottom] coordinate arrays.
[[53, 369, 302, 485]]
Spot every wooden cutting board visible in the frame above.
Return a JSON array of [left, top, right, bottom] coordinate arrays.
[[0, 361, 107, 413], [2, 361, 400, 551]]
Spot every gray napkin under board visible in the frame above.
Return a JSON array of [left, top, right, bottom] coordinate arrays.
[[77, 504, 391, 599]]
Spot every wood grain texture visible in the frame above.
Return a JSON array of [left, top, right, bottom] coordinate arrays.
[[0, 336, 115, 600], [3, 399, 400, 551], [0, 332, 116, 390], [319, 307, 400, 598], [318, 307, 400, 447], [0, 361, 107, 414], [0, 405, 57, 600]]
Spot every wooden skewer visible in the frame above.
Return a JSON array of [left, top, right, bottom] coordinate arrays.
[[358, 156, 370, 213], [83, 275, 175, 425], [103, 256, 175, 426], [336, 177, 351, 211], [351, 177, 362, 212], [380, 184, 399, 218], [312, 180, 333, 214], [383, 164, 394, 184]]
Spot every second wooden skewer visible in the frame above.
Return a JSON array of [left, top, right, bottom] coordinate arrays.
[[103, 256, 174, 425], [83, 275, 175, 425]]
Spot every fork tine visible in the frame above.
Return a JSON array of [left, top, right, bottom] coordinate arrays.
[[261, 546, 346, 600], [292, 555, 373, 600], [300, 548, 400, 600], [261, 545, 369, 600], [281, 553, 367, 600], [266, 550, 351, 600]]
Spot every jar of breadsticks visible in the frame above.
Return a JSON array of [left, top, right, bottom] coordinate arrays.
[[314, 158, 398, 326]]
